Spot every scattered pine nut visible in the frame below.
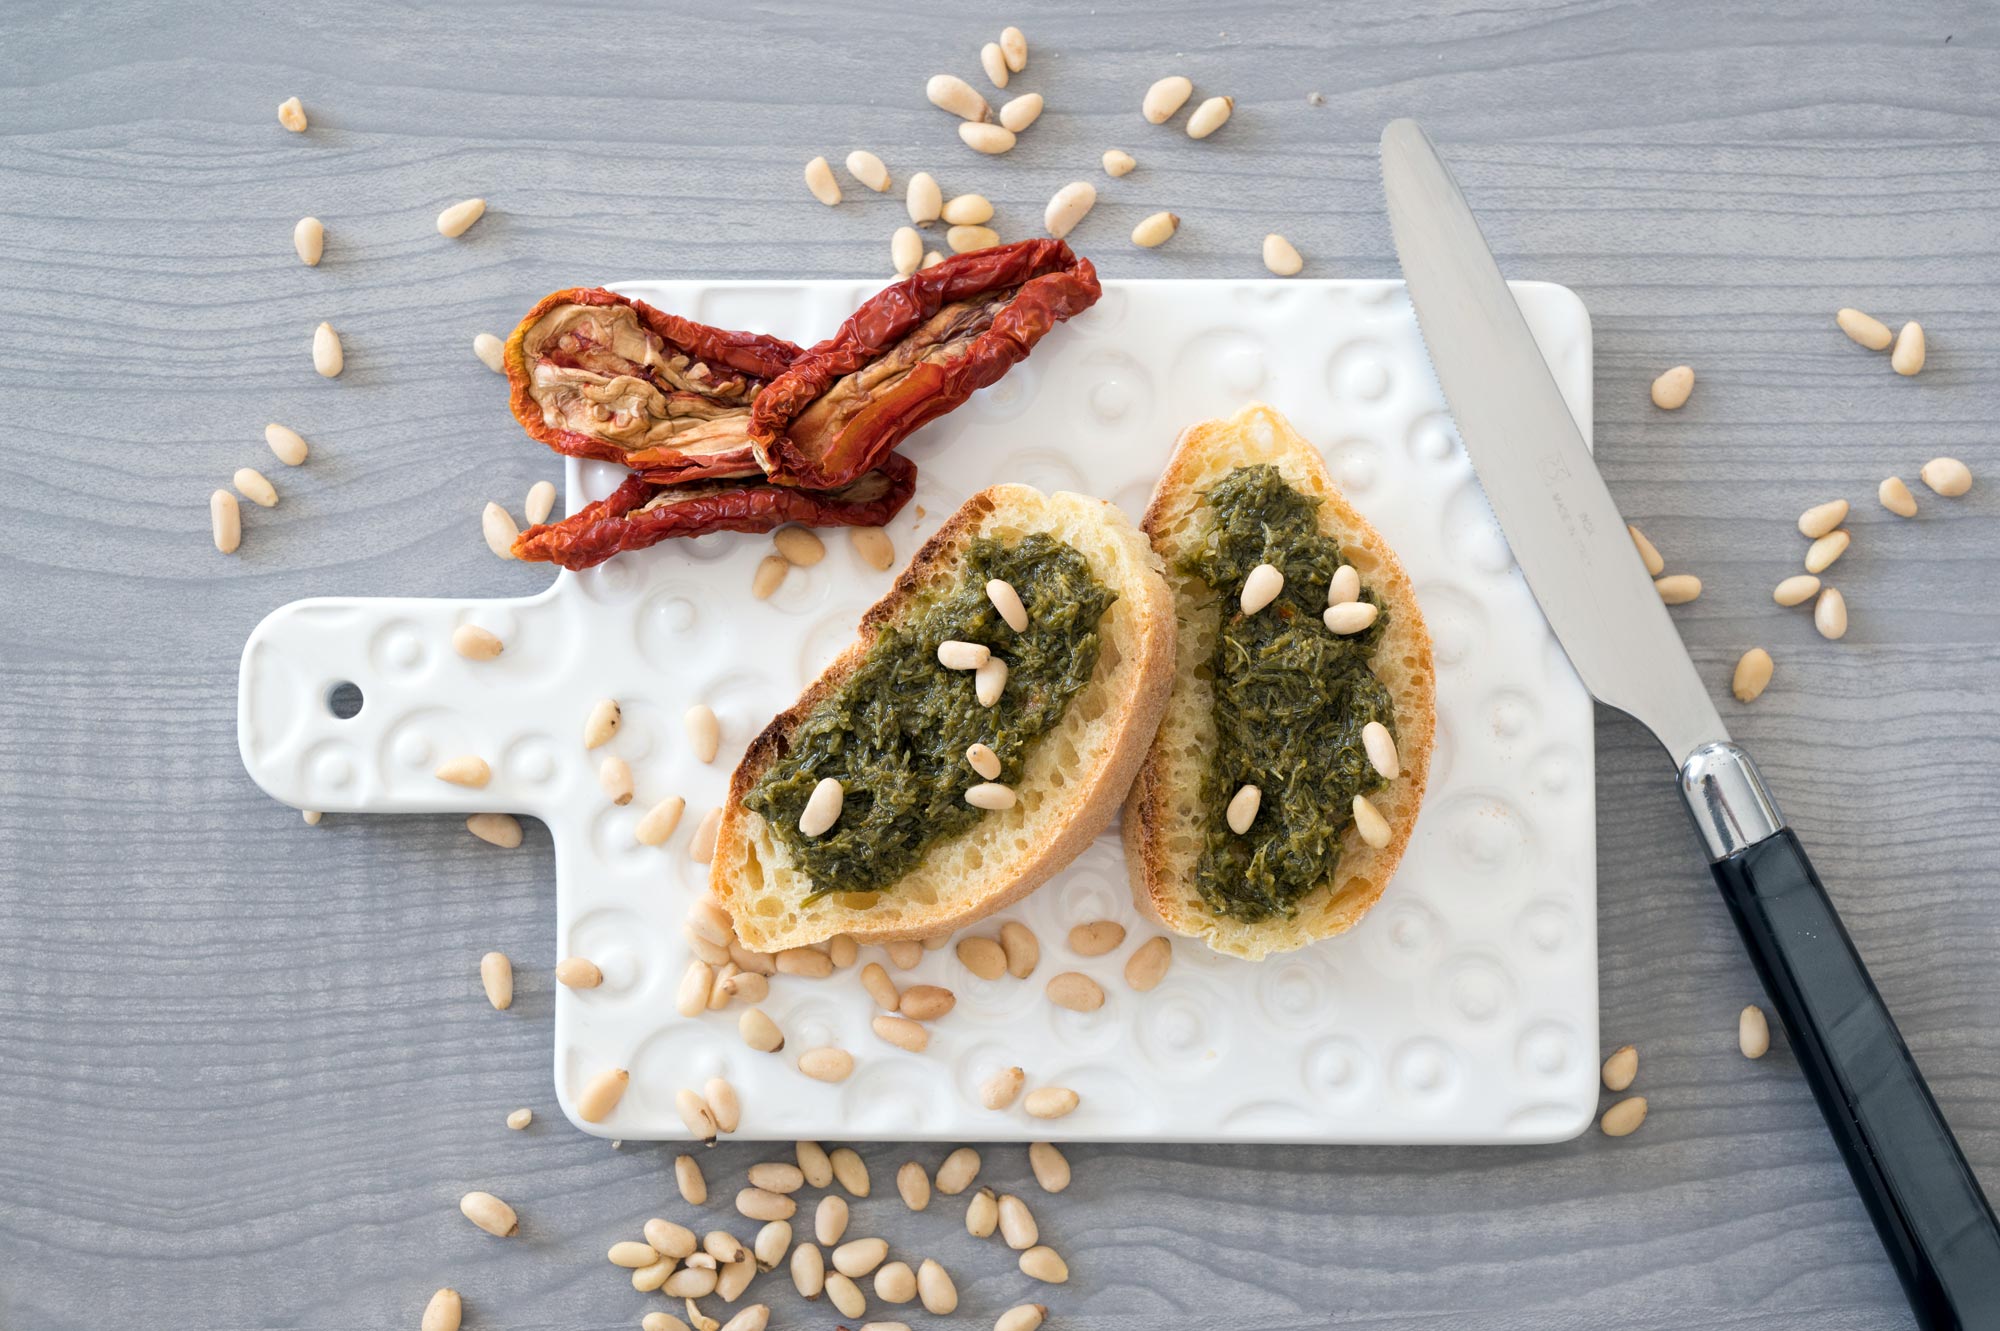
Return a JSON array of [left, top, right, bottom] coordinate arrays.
[[1028, 1140, 1070, 1193], [577, 1067, 629, 1122], [1000, 93, 1043, 134], [896, 1160, 932, 1210], [1103, 149, 1137, 177], [611, 1240, 662, 1268], [752, 554, 789, 599], [918, 1257, 958, 1315], [1124, 935, 1172, 991], [906, 172, 942, 225], [1044, 181, 1096, 240], [927, 74, 992, 122], [1878, 476, 1918, 517], [1654, 574, 1701, 605], [467, 812, 523, 848], [277, 96, 308, 132], [663, 1267, 716, 1299], [293, 216, 324, 266], [936, 1146, 981, 1195], [1804, 529, 1850, 574], [1240, 561, 1284, 614], [1890, 321, 1925, 376], [301, 809, 322, 825], [1601, 1044, 1637, 1091], [860, 961, 901, 1011], [312, 321, 343, 377], [899, 984, 956, 1020], [1650, 365, 1694, 410], [850, 526, 895, 570], [1814, 586, 1848, 640], [832, 1236, 888, 1277], [799, 1047, 855, 1083], [598, 755, 634, 806], [737, 1187, 793, 1222], [453, 623, 504, 660], [1798, 499, 1849, 539], [676, 1153, 708, 1204], [1351, 794, 1392, 848], [1836, 307, 1893, 351], [938, 640, 991, 670], [1773, 574, 1820, 607], [436, 198, 486, 238], [873, 1013, 930, 1052], [1068, 920, 1125, 957], [981, 1065, 1025, 1110], [892, 225, 922, 276], [1627, 525, 1665, 576], [467, 333, 506, 377], [1600, 1095, 1648, 1137], [1142, 75, 1193, 123], [967, 1186, 1001, 1237], [942, 194, 994, 225], [436, 755, 491, 787], [965, 743, 1003, 781], [422, 1288, 462, 1331], [775, 525, 826, 566], [555, 955, 602, 988], [948, 224, 1001, 253], [753, 1218, 790, 1270], [1224, 783, 1261, 834], [1018, 1244, 1069, 1283], [1132, 210, 1180, 248], [718, 1306, 768, 1331], [677, 1088, 720, 1140], [210, 490, 241, 554], [1024, 1086, 1080, 1119], [749, 1161, 805, 1194], [635, 795, 687, 846], [481, 502, 519, 559], [459, 1191, 518, 1237], [1000, 26, 1028, 71], [264, 422, 309, 466], [825, 1272, 866, 1318], [1921, 456, 1972, 497], [804, 156, 842, 206], [980, 41, 1010, 89], [998, 1192, 1038, 1248], [986, 576, 1030, 631], [505, 1107, 532, 1130], [1000, 922, 1040, 977], [975, 656, 1008, 707], [1262, 233, 1304, 277], [965, 781, 1017, 810], [815, 1193, 850, 1246], [884, 939, 923, 969], [957, 935, 1007, 979], [798, 777, 845, 838], [678, 959, 715, 1017], [997, 1306, 1048, 1331], [1361, 721, 1401, 779], [1328, 563, 1361, 606], [791, 1240, 826, 1298], [846, 150, 891, 193], [959, 122, 1016, 155], [739, 1008, 785, 1054], [479, 951, 513, 1009], [682, 704, 721, 764], [1186, 95, 1234, 139], [796, 1139, 834, 1188], [1739, 1004, 1771, 1058], [581, 698, 621, 749], [922, 250, 944, 270], [1732, 648, 1774, 703]]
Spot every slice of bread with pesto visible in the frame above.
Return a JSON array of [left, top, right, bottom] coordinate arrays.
[[1124, 402, 1436, 960], [712, 484, 1175, 951]]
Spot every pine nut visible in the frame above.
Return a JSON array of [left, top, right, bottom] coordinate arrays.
[[437, 198, 486, 238], [981, 1065, 1025, 1109], [1000, 921, 1040, 978], [1773, 574, 1820, 607], [897, 1160, 931, 1210], [802, 155, 843, 207], [791, 1240, 825, 1298], [981, 41, 1010, 89], [942, 194, 994, 225], [833, 1236, 888, 1277], [1103, 149, 1137, 176], [1627, 526, 1665, 576], [633, 1258, 672, 1293], [1143, 75, 1193, 123], [825, 1272, 866, 1318], [872, 1013, 930, 1052], [1798, 499, 1849, 539], [766, 526, 823, 568], [1124, 935, 1172, 991], [465, 334, 505, 378], [997, 1306, 1048, 1331], [906, 172, 942, 225], [421, 1288, 462, 1331], [923, 932, 952, 952], [555, 955, 602, 988], [965, 782, 1016, 810], [1068, 920, 1125, 957], [737, 1187, 793, 1222], [1328, 563, 1361, 605], [846, 150, 891, 193], [1804, 529, 1850, 574], [1891, 321, 1925, 375], [800, 1047, 854, 1083], [1263, 233, 1303, 276], [1732, 648, 1774, 703], [1650, 365, 1694, 410], [1352, 794, 1392, 849], [1361, 721, 1401, 780], [1837, 307, 1894, 351], [929, 73, 992, 121], [1186, 95, 1233, 139], [891, 226, 922, 277], [611, 1239, 661, 1268], [1878, 476, 1918, 517], [856, 961, 898, 1011], [845, 528, 895, 573], [459, 1191, 517, 1237], [746, 1163, 803, 1197], [1225, 783, 1261, 834], [937, 639, 990, 670], [899, 984, 956, 1020], [676, 1088, 719, 1140], [312, 321, 343, 377], [745, 554, 787, 600], [719, 1306, 768, 1331], [798, 777, 845, 838], [1921, 456, 1972, 497], [966, 743, 1002, 780], [725, 971, 769, 1007], [975, 656, 1008, 707], [677, 1154, 708, 1204], [302, 810, 321, 825], [997, 1192, 1039, 1249], [1044, 181, 1096, 240], [706, 1076, 741, 1133], [1740, 1004, 1771, 1058], [436, 755, 490, 787], [814, 1194, 850, 1246], [957, 936, 1007, 979], [959, 122, 1016, 154], [277, 96, 308, 132], [1019, 1245, 1068, 1283], [948, 224, 1001, 253], [787, 1139, 829, 1188], [922, 250, 944, 269], [568, 1067, 625, 1122], [264, 422, 309, 466], [1132, 211, 1180, 248], [1046, 973, 1104, 1012], [599, 755, 634, 805], [635, 795, 687, 847], [1000, 25, 1028, 71], [479, 951, 512, 1009], [1654, 574, 1701, 605], [1001, 93, 1043, 134], [739, 1008, 786, 1054], [506, 1107, 532, 1130], [936, 1146, 981, 1194], [875, 1260, 918, 1304], [708, 962, 741, 1010], [977, 579, 1030, 634], [1600, 1095, 1648, 1137], [676, 959, 714, 1017], [663, 1266, 717, 1299], [209, 490, 241, 554], [1028, 1141, 1070, 1193], [1324, 600, 1380, 633], [884, 939, 923, 970], [966, 1185, 1002, 1237], [1239, 562, 1284, 614], [1815, 586, 1848, 640], [293, 216, 324, 266], [1600, 1044, 1638, 1092], [915, 1257, 958, 1314], [688, 896, 733, 946], [776, 948, 833, 981], [482, 502, 518, 559]]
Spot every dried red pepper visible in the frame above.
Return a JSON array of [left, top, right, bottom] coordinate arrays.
[[504, 287, 803, 485], [748, 240, 1100, 490], [511, 453, 918, 571]]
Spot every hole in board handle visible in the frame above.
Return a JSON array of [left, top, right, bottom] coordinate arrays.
[[326, 681, 364, 720]]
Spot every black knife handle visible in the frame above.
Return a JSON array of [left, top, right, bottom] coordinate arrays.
[[1712, 828, 2000, 1328]]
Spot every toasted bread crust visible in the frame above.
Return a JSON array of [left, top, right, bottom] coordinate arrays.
[[1124, 402, 1436, 960]]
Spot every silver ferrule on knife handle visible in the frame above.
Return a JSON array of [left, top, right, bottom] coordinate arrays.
[[1678, 741, 1786, 860]]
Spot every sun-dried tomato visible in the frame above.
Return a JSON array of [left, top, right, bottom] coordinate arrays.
[[748, 240, 1100, 490], [504, 287, 803, 485], [511, 453, 918, 570]]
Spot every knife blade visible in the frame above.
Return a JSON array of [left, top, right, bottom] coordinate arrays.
[[1380, 116, 2000, 1330]]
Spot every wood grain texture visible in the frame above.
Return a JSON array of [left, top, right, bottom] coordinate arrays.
[[1, 1, 1996, 1327]]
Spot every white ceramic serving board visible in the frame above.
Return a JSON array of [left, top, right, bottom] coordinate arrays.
[[238, 278, 1599, 1144]]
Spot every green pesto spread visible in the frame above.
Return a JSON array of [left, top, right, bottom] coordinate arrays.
[[746, 533, 1115, 900], [1183, 465, 1395, 922]]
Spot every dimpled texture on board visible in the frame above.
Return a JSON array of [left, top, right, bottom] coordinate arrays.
[[236, 279, 1598, 1144]]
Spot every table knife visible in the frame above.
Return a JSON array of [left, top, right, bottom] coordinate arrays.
[[1380, 117, 2000, 1329]]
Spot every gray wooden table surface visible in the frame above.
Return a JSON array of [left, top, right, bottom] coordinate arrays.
[[3, 1, 1997, 1327]]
